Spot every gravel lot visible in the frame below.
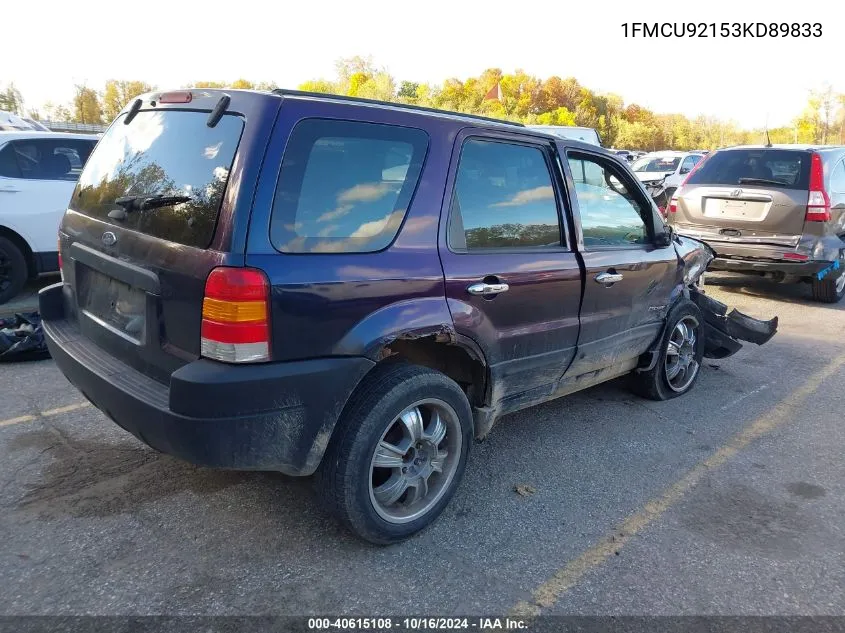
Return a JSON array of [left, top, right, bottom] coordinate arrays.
[[1, 274, 843, 617]]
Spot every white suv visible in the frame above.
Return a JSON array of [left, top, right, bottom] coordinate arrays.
[[631, 151, 705, 196], [0, 131, 98, 303]]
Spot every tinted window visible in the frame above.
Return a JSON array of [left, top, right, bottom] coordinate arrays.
[[568, 154, 649, 247], [270, 119, 428, 254], [685, 149, 811, 190], [829, 160, 845, 193], [73, 111, 243, 249], [633, 156, 681, 173], [449, 139, 561, 251], [1, 139, 95, 181], [0, 144, 21, 178]]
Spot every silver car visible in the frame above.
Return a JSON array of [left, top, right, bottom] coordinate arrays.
[[668, 145, 845, 303]]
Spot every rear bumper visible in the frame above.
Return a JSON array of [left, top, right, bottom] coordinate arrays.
[[710, 256, 831, 277], [40, 283, 373, 475]]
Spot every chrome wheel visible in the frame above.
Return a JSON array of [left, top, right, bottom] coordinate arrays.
[[369, 399, 462, 524], [664, 316, 700, 393]]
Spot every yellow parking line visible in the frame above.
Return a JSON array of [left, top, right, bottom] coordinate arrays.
[[41, 402, 90, 417], [0, 414, 37, 428], [511, 353, 845, 617], [0, 402, 91, 428]]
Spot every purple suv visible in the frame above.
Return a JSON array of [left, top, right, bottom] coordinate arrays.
[[39, 89, 776, 543]]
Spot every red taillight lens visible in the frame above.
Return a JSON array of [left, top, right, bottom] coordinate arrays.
[[159, 91, 192, 104], [668, 197, 678, 213], [783, 252, 809, 261], [806, 153, 831, 222], [201, 267, 270, 363]]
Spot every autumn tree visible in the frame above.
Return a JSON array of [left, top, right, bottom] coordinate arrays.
[[72, 85, 103, 124], [103, 80, 154, 122]]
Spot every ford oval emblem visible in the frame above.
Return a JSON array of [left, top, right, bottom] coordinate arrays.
[[102, 231, 117, 247]]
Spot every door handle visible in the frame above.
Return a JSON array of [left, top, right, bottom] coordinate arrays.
[[595, 272, 624, 286], [467, 282, 510, 296]]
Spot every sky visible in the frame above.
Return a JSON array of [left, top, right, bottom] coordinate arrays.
[[6, 0, 842, 128]]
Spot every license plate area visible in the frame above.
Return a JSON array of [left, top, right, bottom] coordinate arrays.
[[77, 266, 147, 343], [703, 197, 770, 221]]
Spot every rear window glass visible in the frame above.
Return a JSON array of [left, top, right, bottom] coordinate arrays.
[[72, 110, 244, 249], [270, 119, 428, 253], [685, 149, 811, 190]]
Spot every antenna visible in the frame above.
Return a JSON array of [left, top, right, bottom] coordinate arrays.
[[764, 112, 772, 147]]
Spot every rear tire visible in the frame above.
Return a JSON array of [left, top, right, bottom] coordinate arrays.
[[811, 269, 845, 303], [316, 362, 473, 544], [0, 236, 28, 305], [630, 299, 704, 401]]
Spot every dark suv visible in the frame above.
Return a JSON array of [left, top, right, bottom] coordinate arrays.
[[40, 89, 776, 543], [668, 145, 845, 303]]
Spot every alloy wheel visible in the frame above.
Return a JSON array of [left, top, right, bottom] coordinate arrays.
[[664, 315, 700, 393], [368, 399, 462, 524]]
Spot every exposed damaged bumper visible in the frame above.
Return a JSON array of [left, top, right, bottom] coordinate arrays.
[[691, 289, 778, 359]]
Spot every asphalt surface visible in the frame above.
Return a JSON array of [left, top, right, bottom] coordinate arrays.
[[0, 274, 843, 616]]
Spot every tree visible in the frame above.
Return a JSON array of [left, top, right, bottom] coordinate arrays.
[[0, 83, 24, 114], [298, 79, 336, 94], [102, 80, 154, 122], [43, 101, 72, 122], [72, 85, 103, 124]]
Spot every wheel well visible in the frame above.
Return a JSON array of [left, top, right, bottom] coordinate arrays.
[[380, 338, 488, 407], [0, 226, 35, 278]]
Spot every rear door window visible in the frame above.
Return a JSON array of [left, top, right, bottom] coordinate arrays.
[[685, 149, 811, 190], [270, 119, 428, 254], [0, 138, 95, 181], [448, 139, 563, 251], [72, 110, 244, 249]]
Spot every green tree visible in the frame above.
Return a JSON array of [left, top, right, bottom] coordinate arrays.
[[72, 85, 103, 124], [0, 83, 24, 114]]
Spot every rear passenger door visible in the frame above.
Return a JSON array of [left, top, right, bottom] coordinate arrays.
[[440, 130, 582, 412], [561, 147, 678, 380]]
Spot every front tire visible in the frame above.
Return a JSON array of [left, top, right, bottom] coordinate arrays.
[[0, 236, 28, 305], [631, 299, 704, 401], [316, 362, 473, 544]]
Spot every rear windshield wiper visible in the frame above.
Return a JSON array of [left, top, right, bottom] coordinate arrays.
[[737, 177, 787, 187], [109, 194, 193, 220]]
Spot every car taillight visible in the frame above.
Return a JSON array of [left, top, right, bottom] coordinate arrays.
[[806, 153, 831, 222], [783, 252, 809, 261], [668, 197, 678, 213], [200, 267, 271, 363]]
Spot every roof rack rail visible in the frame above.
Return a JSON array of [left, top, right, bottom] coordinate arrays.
[[271, 88, 524, 128]]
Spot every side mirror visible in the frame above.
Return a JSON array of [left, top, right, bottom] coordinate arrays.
[[655, 226, 674, 247], [679, 167, 691, 175]]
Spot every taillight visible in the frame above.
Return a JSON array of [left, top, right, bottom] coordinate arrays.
[[783, 252, 809, 261], [200, 267, 270, 363], [668, 197, 678, 213], [806, 152, 831, 222]]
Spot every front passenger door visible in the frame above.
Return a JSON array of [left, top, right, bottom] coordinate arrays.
[[562, 149, 679, 380]]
